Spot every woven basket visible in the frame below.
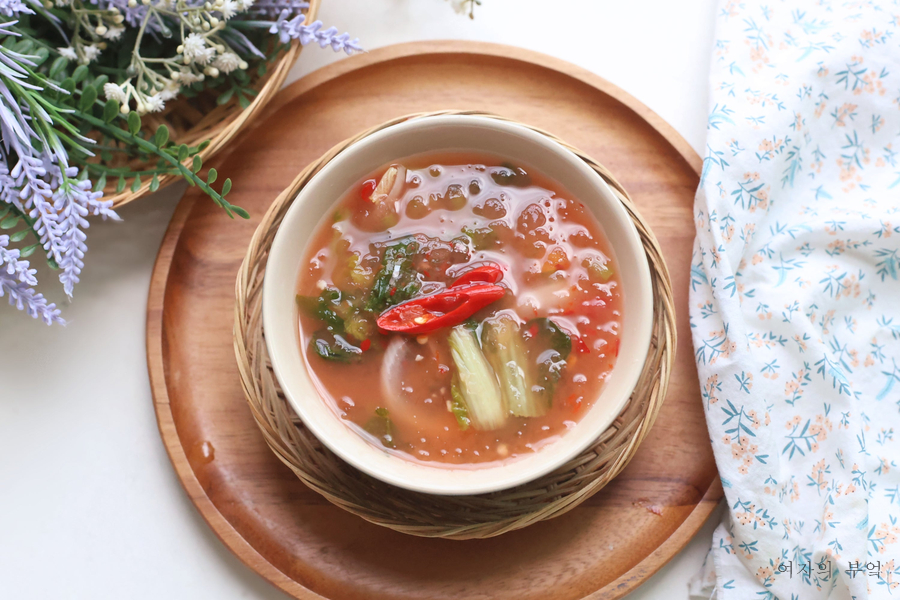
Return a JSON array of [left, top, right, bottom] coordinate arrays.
[[233, 111, 676, 540], [106, 0, 320, 208]]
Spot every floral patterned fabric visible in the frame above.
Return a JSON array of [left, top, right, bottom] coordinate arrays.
[[688, 2, 900, 598]]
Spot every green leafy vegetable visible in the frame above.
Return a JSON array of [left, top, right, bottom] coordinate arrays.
[[366, 239, 422, 312], [296, 289, 346, 333], [448, 324, 507, 430], [449, 376, 471, 431], [344, 313, 375, 342], [310, 330, 363, 362], [482, 315, 546, 417], [364, 407, 396, 448], [524, 318, 572, 406]]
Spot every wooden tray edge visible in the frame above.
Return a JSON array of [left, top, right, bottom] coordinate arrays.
[[147, 194, 329, 599], [146, 40, 721, 600]]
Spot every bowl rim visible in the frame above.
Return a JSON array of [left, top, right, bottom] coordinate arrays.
[[262, 114, 653, 495]]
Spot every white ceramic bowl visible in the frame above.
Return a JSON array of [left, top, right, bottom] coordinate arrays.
[[263, 115, 653, 496]]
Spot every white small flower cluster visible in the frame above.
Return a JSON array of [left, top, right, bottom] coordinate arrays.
[[176, 32, 248, 79], [103, 80, 170, 114], [60, 1, 126, 64], [82, 0, 253, 114]]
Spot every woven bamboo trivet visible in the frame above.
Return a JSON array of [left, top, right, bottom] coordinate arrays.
[[233, 111, 676, 540]]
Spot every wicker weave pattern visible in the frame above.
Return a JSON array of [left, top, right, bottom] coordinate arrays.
[[107, 0, 320, 207], [233, 111, 676, 540]]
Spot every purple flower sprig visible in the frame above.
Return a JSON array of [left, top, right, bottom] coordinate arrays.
[[0, 12, 119, 324], [250, 0, 309, 19], [0, 233, 63, 325], [269, 13, 361, 54]]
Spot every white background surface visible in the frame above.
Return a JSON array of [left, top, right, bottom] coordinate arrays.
[[0, 1, 722, 598]]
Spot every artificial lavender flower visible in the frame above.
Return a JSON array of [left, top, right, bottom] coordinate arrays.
[[0, 21, 118, 323], [49, 165, 119, 296], [0, 0, 29, 16], [0, 271, 64, 324], [0, 235, 64, 325], [269, 13, 361, 54], [0, 234, 36, 286], [0, 0, 358, 326], [249, 0, 307, 19]]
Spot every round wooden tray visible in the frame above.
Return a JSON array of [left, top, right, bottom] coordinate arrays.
[[147, 41, 721, 600]]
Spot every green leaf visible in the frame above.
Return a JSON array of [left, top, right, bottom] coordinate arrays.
[[0, 215, 20, 229], [102, 99, 119, 122], [221, 178, 232, 196], [127, 111, 141, 135], [48, 256, 59, 270], [206, 168, 217, 184], [48, 56, 68, 80], [237, 94, 251, 109], [33, 47, 49, 66], [150, 175, 160, 192], [197, 140, 211, 151], [9, 229, 29, 242], [94, 174, 107, 192], [153, 125, 169, 147], [72, 64, 89, 83], [216, 88, 234, 105], [20, 244, 38, 258], [60, 77, 76, 96], [231, 204, 249, 219], [130, 175, 141, 192], [0, 205, 10, 220], [116, 175, 126, 192], [92, 74, 109, 89], [191, 155, 202, 174], [79, 85, 98, 111], [100, 150, 113, 163], [13, 39, 33, 54], [177, 144, 189, 162], [257, 62, 267, 77]]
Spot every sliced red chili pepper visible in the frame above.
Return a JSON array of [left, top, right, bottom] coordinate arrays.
[[359, 179, 377, 201], [360, 339, 371, 352], [376, 283, 506, 334], [449, 264, 503, 287], [574, 335, 591, 354]]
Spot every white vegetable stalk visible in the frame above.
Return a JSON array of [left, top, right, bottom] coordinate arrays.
[[448, 325, 507, 430]]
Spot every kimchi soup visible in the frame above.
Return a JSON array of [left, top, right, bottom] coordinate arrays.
[[295, 153, 623, 467]]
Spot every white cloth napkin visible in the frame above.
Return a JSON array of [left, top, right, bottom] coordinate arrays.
[[688, 2, 900, 598]]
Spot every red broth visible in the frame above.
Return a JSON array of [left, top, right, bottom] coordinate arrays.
[[296, 153, 622, 467]]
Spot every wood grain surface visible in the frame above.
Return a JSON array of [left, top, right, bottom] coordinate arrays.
[[147, 41, 722, 600]]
